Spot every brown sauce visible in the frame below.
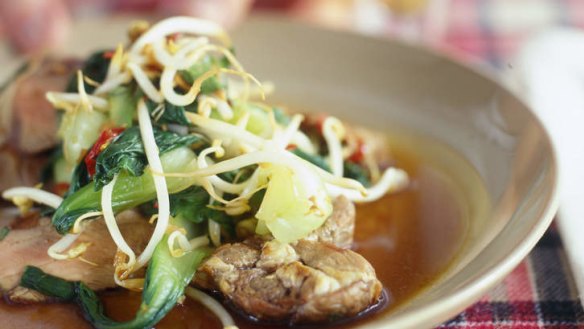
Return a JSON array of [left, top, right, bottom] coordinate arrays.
[[0, 133, 477, 328]]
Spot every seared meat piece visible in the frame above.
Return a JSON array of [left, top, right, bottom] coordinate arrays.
[[305, 195, 355, 249], [195, 238, 382, 323], [0, 57, 79, 191], [194, 196, 377, 323], [0, 210, 152, 303], [0, 146, 49, 193], [0, 57, 78, 153]]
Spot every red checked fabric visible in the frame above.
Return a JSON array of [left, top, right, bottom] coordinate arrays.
[[253, 1, 584, 328], [438, 224, 584, 328]]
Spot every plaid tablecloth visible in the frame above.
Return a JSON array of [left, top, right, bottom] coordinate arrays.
[[439, 224, 584, 328], [254, 0, 584, 327]]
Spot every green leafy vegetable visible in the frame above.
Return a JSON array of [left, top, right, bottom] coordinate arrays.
[[53, 157, 74, 184], [179, 56, 224, 95], [0, 227, 10, 241], [229, 101, 273, 137], [291, 148, 330, 171], [219, 50, 233, 68], [134, 228, 209, 329], [248, 189, 266, 214], [65, 50, 111, 93], [146, 100, 195, 126], [169, 186, 235, 237], [40, 146, 64, 184], [93, 127, 206, 190], [292, 149, 371, 186], [216, 166, 255, 184], [108, 86, 138, 127], [207, 210, 236, 239], [52, 147, 198, 234], [59, 109, 108, 166], [273, 108, 291, 125], [66, 161, 91, 197], [255, 164, 331, 243], [344, 161, 371, 187], [21, 266, 76, 300], [168, 186, 209, 221]]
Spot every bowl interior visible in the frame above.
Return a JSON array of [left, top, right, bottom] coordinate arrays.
[[231, 15, 557, 328], [0, 14, 558, 329]]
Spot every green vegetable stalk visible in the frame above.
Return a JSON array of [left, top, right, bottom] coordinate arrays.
[[52, 147, 198, 234], [108, 86, 138, 127], [0, 226, 10, 241], [93, 127, 204, 189], [65, 50, 111, 93], [292, 148, 371, 187]]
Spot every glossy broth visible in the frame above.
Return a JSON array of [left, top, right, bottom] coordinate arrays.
[[0, 132, 484, 329]]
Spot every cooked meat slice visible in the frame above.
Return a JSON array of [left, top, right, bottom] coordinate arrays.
[[0, 57, 79, 191], [0, 210, 152, 303], [305, 195, 355, 249], [195, 238, 382, 324], [0, 57, 79, 153], [0, 149, 22, 193], [0, 146, 48, 192]]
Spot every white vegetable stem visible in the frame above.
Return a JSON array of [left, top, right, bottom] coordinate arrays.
[[102, 175, 137, 269], [327, 167, 409, 202], [47, 233, 81, 260], [186, 112, 265, 149], [185, 287, 238, 329], [46, 92, 109, 111], [127, 63, 164, 103], [322, 117, 346, 177], [198, 145, 249, 194], [161, 67, 262, 107], [152, 36, 209, 69], [163, 149, 366, 193], [167, 232, 209, 257], [135, 99, 171, 269], [2, 187, 63, 209], [271, 114, 304, 149], [130, 16, 230, 57]]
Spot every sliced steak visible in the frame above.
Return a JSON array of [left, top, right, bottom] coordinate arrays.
[[0, 210, 152, 303]]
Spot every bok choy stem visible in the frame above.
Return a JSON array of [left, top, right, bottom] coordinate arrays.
[[52, 147, 198, 234]]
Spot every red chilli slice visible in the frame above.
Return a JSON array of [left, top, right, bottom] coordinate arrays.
[[84, 127, 125, 177]]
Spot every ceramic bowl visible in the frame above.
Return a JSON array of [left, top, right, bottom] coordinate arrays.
[[231, 16, 558, 329], [0, 14, 558, 329]]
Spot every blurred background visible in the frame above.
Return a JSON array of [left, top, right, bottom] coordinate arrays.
[[1, 0, 583, 72], [255, 0, 584, 71]]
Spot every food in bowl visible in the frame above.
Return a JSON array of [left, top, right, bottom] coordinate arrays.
[[0, 17, 475, 329]]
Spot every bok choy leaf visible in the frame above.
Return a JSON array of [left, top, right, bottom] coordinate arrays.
[[93, 127, 205, 190], [52, 147, 198, 234]]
